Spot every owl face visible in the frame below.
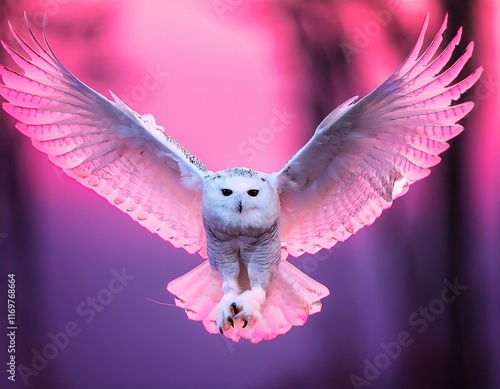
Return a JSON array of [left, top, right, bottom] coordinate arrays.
[[202, 168, 280, 233]]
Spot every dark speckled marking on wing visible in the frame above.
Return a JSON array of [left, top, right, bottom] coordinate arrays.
[[156, 125, 209, 173]]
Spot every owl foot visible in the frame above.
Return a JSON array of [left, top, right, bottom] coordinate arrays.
[[216, 292, 239, 333], [230, 289, 265, 329], [217, 288, 266, 333]]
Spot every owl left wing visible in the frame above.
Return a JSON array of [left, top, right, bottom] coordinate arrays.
[[274, 14, 482, 258], [1, 18, 210, 257]]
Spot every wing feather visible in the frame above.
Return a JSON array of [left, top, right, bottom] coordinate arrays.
[[1, 17, 209, 257], [276, 14, 482, 258]]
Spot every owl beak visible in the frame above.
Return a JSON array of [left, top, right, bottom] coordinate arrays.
[[238, 200, 243, 213]]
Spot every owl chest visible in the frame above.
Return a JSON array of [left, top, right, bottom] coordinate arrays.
[[204, 223, 272, 247], [209, 233, 261, 251], [203, 217, 280, 259]]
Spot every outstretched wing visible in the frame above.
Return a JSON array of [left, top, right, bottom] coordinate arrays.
[[0, 18, 209, 257], [275, 14, 482, 258]]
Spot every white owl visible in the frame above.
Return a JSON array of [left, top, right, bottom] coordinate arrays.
[[0, 13, 481, 343]]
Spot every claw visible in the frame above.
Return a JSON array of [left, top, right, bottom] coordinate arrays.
[[219, 327, 223, 334], [230, 302, 239, 315], [228, 317, 234, 328], [242, 318, 248, 328]]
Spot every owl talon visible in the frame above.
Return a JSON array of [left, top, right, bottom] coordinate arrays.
[[231, 302, 240, 315], [242, 319, 248, 328], [228, 317, 234, 328]]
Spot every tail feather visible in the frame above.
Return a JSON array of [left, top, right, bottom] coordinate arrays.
[[167, 262, 222, 321], [166, 260, 330, 343]]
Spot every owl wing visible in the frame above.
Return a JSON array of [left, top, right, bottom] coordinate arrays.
[[274, 14, 483, 258], [1, 18, 209, 257]]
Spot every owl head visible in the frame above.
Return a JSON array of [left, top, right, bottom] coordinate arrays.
[[202, 168, 280, 233]]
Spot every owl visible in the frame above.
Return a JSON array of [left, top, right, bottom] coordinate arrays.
[[0, 13, 481, 343]]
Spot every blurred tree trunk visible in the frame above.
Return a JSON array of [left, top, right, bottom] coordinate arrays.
[[0, 1, 62, 387], [441, 1, 488, 388]]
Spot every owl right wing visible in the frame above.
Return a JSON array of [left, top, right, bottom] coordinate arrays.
[[274, 14, 482, 258], [1, 18, 209, 257]]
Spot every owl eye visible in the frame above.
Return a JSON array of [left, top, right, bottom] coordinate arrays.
[[247, 189, 259, 197], [221, 189, 233, 196]]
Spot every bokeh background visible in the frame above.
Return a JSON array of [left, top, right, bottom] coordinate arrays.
[[0, 0, 499, 388]]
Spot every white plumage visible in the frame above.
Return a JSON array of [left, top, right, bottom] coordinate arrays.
[[0, 13, 481, 343]]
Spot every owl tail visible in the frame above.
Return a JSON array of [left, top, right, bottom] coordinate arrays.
[[167, 261, 330, 343]]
